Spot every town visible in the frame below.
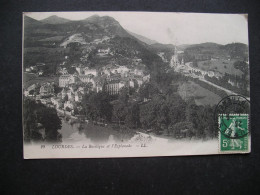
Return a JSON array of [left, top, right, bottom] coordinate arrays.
[[24, 57, 150, 120]]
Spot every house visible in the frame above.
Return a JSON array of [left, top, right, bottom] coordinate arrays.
[[25, 68, 31, 72], [51, 97, 63, 108], [93, 39, 102, 44], [61, 88, 67, 99], [132, 57, 142, 64], [143, 74, 150, 82], [58, 67, 68, 75], [39, 83, 54, 97], [98, 48, 110, 55], [134, 69, 144, 76], [106, 73, 121, 82], [96, 83, 103, 93], [111, 66, 130, 75], [129, 80, 135, 88], [84, 68, 98, 76], [76, 66, 84, 75], [27, 84, 37, 92], [134, 75, 144, 86], [78, 87, 86, 94], [30, 66, 38, 71], [36, 63, 45, 67], [67, 90, 75, 101], [207, 71, 215, 77], [64, 101, 74, 110], [75, 91, 83, 102], [38, 70, 44, 76]]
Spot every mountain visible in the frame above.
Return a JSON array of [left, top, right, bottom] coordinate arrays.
[[24, 15, 43, 27], [150, 43, 175, 52], [127, 30, 157, 45], [40, 15, 71, 24], [23, 15, 166, 72], [183, 42, 248, 61], [177, 44, 192, 50]]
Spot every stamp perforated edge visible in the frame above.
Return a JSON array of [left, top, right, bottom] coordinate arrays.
[[218, 114, 250, 154]]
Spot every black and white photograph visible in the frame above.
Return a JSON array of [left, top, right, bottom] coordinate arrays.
[[22, 12, 250, 158]]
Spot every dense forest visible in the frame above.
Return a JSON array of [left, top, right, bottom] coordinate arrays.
[[23, 98, 62, 142], [76, 71, 218, 139]]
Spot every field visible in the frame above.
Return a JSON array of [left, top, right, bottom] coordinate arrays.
[[39, 36, 65, 42], [178, 81, 221, 106], [197, 59, 243, 76], [23, 73, 59, 88]]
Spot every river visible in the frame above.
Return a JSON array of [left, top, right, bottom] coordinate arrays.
[[58, 118, 136, 144]]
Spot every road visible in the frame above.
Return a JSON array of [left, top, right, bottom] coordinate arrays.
[[177, 62, 250, 100]]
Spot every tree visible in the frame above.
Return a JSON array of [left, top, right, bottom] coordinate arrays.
[[125, 103, 140, 129], [113, 101, 128, 126], [138, 82, 159, 100], [29, 90, 35, 95], [36, 106, 62, 142], [65, 107, 71, 112], [82, 91, 112, 122], [118, 87, 129, 104], [170, 121, 194, 139], [23, 98, 62, 142], [193, 60, 198, 67]]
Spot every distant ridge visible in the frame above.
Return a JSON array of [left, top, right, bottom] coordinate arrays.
[[127, 30, 157, 45], [41, 15, 71, 24], [24, 15, 43, 26]]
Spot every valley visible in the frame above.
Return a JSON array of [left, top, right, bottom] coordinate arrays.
[[23, 14, 250, 143]]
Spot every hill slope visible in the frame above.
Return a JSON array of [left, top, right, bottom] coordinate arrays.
[[41, 15, 71, 24], [23, 15, 166, 73], [127, 30, 157, 45]]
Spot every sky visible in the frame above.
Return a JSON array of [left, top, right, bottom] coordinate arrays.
[[24, 12, 248, 45]]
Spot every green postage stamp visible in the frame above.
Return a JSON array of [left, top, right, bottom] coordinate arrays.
[[219, 114, 249, 153]]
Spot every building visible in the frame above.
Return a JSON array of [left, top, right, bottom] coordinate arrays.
[[51, 97, 63, 108], [134, 68, 144, 76], [132, 75, 143, 87], [105, 80, 125, 95], [59, 75, 74, 87], [143, 74, 150, 82], [38, 70, 44, 76], [76, 66, 84, 75], [39, 83, 54, 96], [84, 68, 98, 76], [75, 92, 83, 102], [25, 68, 31, 72], [170, 46, 180, 68], [67, 90, 75, 101], [132, 57, 142, 64], [64, 101, 74, 110], [61, 88, 67, 99], [98, 48, 110, 55], [78, 75, 96, 87], [58, 67, 68, 75], [106, 73, 121, 82], [194, 54, 211, 61], [207, 71, 215, 77], [111, 66, 130, 75]]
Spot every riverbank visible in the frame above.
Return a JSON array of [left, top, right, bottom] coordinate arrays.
[[59, 118, 137, 144]]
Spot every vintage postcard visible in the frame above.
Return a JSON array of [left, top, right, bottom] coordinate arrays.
[[22, 12, 250, 158]]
